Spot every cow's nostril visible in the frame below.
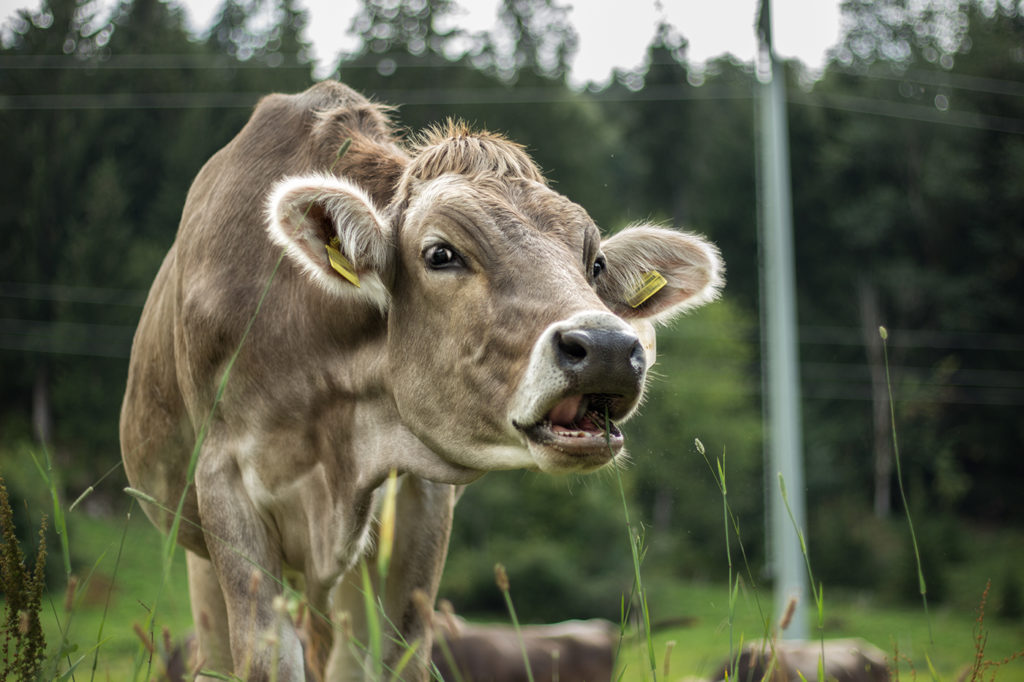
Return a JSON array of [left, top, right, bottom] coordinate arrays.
[[557, 329, 591, 365], [629, 338, 644, 367]]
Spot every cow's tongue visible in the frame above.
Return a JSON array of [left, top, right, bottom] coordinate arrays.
[[549, 394, 612, 438], [548, 394, 584, 428]]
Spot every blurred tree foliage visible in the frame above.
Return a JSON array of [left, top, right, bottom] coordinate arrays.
[[1, 0, 1022, 615]]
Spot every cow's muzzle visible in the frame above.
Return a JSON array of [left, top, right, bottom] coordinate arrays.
[[554, 328, 646, 390], [510, 313, 648, 473]]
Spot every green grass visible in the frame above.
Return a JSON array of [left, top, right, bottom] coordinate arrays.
[[615, 580, 1024, 682], [2, 480, 1021, 681], [37, 508, 192, 680]]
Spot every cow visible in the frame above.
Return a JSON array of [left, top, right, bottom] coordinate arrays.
[[119, 80, 724, 682], [711, 639, 890, 682], [431, 612, 618, 682]]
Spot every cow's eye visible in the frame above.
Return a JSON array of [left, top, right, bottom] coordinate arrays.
[[424, 244, 464, 270], [592, 256, 607, 280]]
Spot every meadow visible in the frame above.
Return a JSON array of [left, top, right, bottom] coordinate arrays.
[[3, 460, 1022, 682]]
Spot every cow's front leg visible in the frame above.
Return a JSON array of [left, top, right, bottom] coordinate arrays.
[[196, 451, 304, 682], [186, 550, 234, 681], [326, 476, 456, 682]]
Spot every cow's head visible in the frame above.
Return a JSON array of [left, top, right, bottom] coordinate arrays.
[[267, 123, 723, 474]]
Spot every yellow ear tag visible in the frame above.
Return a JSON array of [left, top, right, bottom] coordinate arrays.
[[325, 237, 360, 288], [626, 270, 667, 308]]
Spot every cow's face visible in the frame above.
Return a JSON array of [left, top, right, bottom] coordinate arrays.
[[267, 134, 723, 475]]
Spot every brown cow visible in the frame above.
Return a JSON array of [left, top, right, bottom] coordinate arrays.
[[711, 639, 890, 682], [120, 80, 723, 682], [432, 614, 618, 682]]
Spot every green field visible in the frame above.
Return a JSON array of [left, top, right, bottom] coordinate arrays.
[[616, 579, 1024, 682], [5, 503, 1021, 682]]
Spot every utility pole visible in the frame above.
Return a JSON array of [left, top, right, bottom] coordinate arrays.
[[756, 0, 809, 640]]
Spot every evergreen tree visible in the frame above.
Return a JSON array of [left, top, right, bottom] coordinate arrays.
[[0, 0, 314, 479], [484, 0, 578, 82], [1, 0, 104, 450], [799, 1, 1024, 526]]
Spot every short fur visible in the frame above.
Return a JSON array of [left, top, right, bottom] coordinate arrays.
[[120, 80, 723, 682]]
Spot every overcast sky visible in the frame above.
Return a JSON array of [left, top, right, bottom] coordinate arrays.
[[1, 0, 844, 84]]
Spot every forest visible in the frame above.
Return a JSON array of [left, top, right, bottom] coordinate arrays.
[[1, 0, 1023, 649]]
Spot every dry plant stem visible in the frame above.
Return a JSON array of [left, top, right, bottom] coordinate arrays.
[[964, 580, 1024, 682], [28, 447, 83, 677], [0, 477, 48, 681], [968, 580, 991, 682]]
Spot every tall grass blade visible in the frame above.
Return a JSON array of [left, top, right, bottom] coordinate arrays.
[[878, 326, 933, 648], [607, 408, 656, 679], [29, 447, 70, 577], [360, 561, 384, 679], [194, 670, 238, 681], [89, 503, 134, 682], [779, 474, 826, 679], [387, 638, 421, 682], [68, 461, 124, 513], [495, 563, 537, 682], [378, 469, 399, 589]]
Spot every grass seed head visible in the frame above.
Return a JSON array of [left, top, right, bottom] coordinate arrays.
[[779, 595, 798, 632], [133, 622, 155, 654], [494, 563, 510, 592], [663, 640, 676, 678]]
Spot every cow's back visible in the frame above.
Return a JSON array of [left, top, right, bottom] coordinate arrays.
[[120, 81, 408, 556]]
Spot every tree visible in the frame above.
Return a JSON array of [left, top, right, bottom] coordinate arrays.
[[0, 0, 314, 481], [482, 0, 577, 82], [1, 0, 106, 450], [798, 1, 1024, 524]]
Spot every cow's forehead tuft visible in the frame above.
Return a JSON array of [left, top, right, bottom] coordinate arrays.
[[405, 119, 546, 186], [407, 174, 597, 243]]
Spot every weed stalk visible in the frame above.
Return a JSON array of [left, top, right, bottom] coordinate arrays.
[[495, 563, 537, 682], [606, 408, 657, 680], [879, 326, 933, 648], [0, 476, 48, 681], [778, 474, 825, 681]]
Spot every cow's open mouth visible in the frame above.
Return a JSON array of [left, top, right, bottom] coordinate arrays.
[[517, 393, 624, 457]]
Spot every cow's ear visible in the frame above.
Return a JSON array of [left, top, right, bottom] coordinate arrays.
[[267, 174, 392, 310], [597, 224, 724, 324]]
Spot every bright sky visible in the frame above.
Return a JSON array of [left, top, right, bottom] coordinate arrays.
[[1, 0, 844, 84]]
